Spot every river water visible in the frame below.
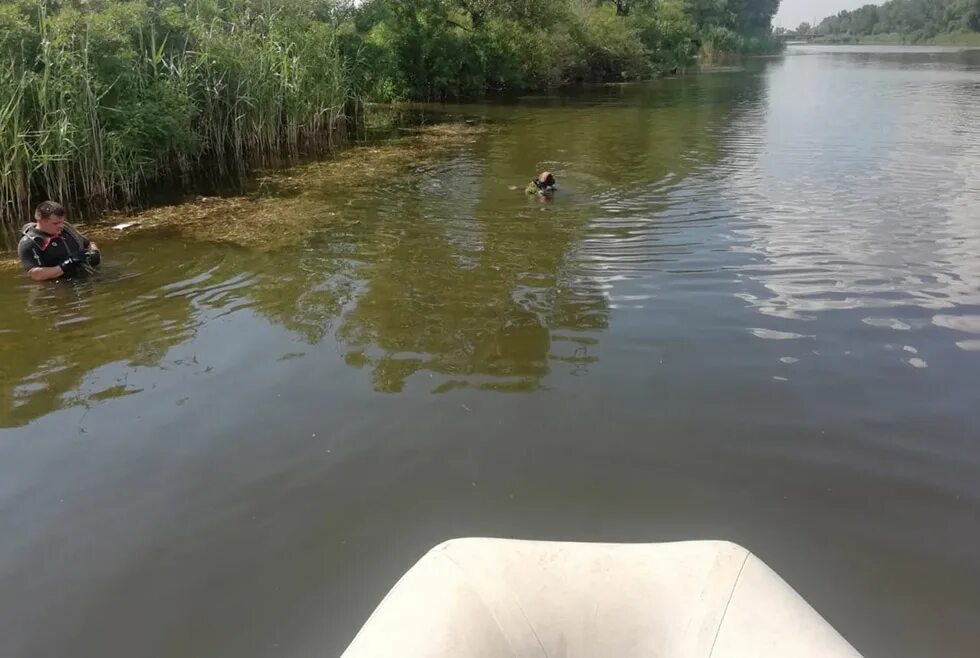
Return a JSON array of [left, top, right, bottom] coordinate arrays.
[[1, 45, 979, 657]]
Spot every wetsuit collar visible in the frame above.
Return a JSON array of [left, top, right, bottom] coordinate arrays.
[[23, 223, 57, 237], [23, 224, 64, 252]]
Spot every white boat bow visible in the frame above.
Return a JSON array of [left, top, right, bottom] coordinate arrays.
[[341, 538, 861, 658]]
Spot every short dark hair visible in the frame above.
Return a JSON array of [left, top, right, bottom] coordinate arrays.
[[35, 200, 66, 219]]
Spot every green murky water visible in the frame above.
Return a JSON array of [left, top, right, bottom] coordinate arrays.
[[2, 46, 979, 658]]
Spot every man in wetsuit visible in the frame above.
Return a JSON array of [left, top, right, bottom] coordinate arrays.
[[18, 201, 101, 281]]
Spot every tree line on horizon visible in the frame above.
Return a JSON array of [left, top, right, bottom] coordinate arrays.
[[790, 0, 980, 41]]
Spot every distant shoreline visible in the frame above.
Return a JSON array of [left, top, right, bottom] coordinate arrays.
[[806, 33, 980, 47]]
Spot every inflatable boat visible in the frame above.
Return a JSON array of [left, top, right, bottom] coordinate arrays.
[[341, 538, 861, 658]]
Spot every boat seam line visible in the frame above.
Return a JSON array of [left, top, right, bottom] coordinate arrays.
[[707, 550, 750, 658]]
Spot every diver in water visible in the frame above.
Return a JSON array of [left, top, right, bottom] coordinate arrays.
[[18, 201, 101, 281], [525, 171, 557, 197]]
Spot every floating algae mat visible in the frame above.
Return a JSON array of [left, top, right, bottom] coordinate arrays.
[[90, 122, 488, 251]]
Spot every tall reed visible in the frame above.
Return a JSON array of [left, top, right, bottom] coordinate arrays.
[[0, 0, 357, 247]]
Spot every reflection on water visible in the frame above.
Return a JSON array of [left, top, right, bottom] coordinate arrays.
[[335, 156, 610, 393], [726, 47, 980, 338], [1, 46, 979, 658], [0, 261, 198, 426]]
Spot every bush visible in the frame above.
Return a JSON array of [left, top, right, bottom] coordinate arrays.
[[634, 0, 700, 73], [741, 33, 786, 53], [345, 0, 784, 101], [349, 0, 679, 99], [700, 25, 744, 58]]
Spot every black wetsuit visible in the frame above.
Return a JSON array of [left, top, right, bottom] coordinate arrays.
[[18, 224, 90, 273]]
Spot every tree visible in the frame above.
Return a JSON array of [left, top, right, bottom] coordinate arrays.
[[796, 21, 812, 35], [453, 0, 553, 26], [597, 0, 656, 17], [814, 0, 980, 38]]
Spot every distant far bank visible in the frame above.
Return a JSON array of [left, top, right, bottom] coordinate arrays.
[[810, 32, 980, 46]]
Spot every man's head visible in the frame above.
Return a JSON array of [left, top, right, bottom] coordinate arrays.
[[535, 171, 557, 195], [35, 201, 66, 235]]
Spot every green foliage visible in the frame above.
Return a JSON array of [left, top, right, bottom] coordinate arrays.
[[345, 0, 780, 101], [0, 0, 356, 240], [628, 0, 699, 72], [701, 25, 744, 56], [685, 0, 783, 57], [816, 0, 980, 40], [565, 3, 653, 81]]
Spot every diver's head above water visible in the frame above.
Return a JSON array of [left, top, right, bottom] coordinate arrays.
[[34, 200, 66, 236], [526, 171, 557, 196]]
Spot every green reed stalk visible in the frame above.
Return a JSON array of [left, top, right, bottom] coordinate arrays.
[[0, 0, 359, 246]]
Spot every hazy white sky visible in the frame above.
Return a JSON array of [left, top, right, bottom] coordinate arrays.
[[774, 0, 876, 28]]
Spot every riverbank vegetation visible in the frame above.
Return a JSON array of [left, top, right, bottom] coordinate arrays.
[[812, 0, 980, 43], [0, 0, 355, 246], [1, 0, 781, 244], [343, 0, 782, 100]]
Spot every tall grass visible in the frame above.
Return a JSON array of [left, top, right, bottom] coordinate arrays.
[[0, 0, 357, 246]]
